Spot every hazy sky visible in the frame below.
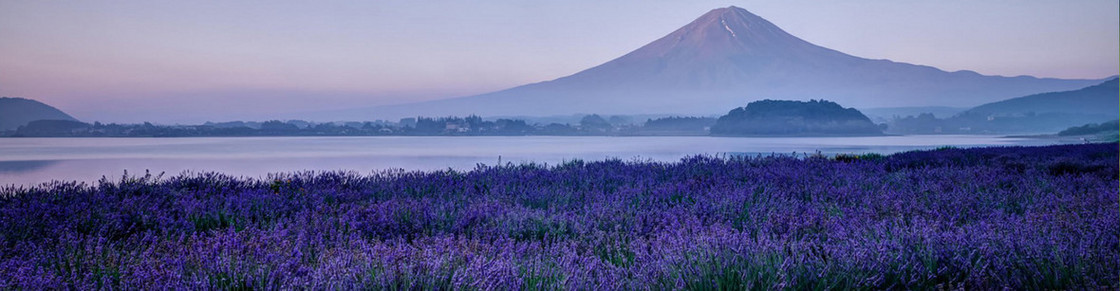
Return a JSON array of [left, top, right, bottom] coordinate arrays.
[[1, 1, 1117, 123]]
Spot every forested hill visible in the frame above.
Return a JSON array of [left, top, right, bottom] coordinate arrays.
[[964, 77, 1119, 116], [711, 100, 882, 136], [0, 97, 78, 131]]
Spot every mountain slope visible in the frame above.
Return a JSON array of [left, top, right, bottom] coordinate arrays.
[[963, 78, 1119, 116], [887, 79, 1119, 134], [361, 6, 1103, 119], [0, 97, 79, 131]]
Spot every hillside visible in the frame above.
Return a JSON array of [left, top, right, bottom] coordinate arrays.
[[353, 6, 1102, 120], [0, 97, 79, 131], [964, 78, 1119, 116], [1059, 120, 1120, 136], [887, 79, 1120, 134], [710, 100, 881, 136]]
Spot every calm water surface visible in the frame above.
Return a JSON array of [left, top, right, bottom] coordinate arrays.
[[1, 135, 1062, 186]]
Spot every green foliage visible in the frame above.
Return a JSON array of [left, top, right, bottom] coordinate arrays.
[[580, 114, 612, 131], [710, 99, 881, 136], [832, 153, 885, 162], [1058, 120, 1119, 136]]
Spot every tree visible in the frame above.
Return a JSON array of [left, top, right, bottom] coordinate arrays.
[[580, 114, 611, 132]]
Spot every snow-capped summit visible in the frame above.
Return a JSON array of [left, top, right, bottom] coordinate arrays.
[[361, 6, 1102, 119]]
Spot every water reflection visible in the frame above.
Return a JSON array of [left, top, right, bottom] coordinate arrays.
[[0, 160, 58, 173], [0, 136, 1064, 186]]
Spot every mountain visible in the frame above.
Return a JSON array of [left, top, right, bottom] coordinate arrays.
[[0, 97, 79, 131], [358, 6, 1102, 119], [887, 79, 1119, 134], [962, 78, 1118, 116], [711, 100, 881, 136]]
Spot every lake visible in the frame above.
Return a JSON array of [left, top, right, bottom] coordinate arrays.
[[0, 135, 1064, 186]]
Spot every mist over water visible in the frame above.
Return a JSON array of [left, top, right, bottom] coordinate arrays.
[[0, 135, 1061, 186]]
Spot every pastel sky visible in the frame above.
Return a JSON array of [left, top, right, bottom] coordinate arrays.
[[1, 1, 1117, 123]]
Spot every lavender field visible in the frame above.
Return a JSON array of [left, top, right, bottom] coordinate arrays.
[[1, 143, 1117, 289]]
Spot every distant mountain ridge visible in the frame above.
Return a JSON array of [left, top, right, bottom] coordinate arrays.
[[963, 78, 1119, 116], [887, 78, 1120, 134], [0, 97, 78, 131], [356, 6, 1104, 119]]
